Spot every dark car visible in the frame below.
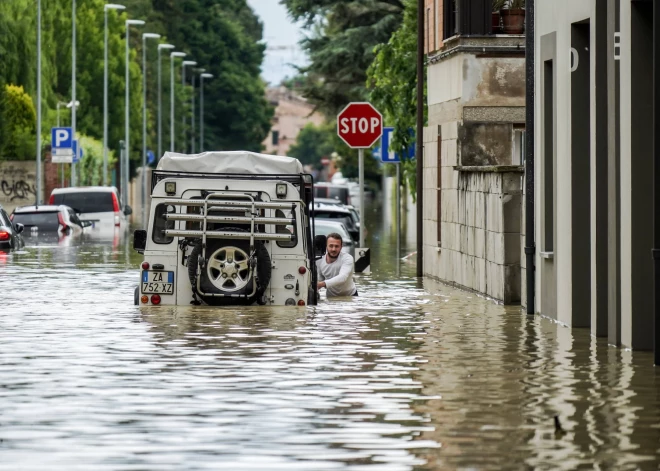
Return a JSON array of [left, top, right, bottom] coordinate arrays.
[[11, 205, 89, 236], [0, 205, 24, 251], [314, 183, 351, 206]]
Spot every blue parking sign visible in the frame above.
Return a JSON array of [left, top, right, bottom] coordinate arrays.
[[51, 127, 72, 149]]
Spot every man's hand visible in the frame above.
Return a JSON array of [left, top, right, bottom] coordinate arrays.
[[317, 281, 326, 289]]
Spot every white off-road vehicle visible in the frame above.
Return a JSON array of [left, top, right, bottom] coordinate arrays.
[[133, 151, 326, 307]]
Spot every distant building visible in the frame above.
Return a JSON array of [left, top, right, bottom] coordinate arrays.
[[262, 86, 324, 156]]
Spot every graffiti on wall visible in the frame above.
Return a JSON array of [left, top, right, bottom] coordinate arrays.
[[0, 162, 38, 211]]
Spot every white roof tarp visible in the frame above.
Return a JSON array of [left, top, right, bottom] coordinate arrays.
[[157, 151, 304, 175]]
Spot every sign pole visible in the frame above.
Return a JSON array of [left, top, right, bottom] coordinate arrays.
[[359, 148, 365, 248], [396, 162, 401, 268]]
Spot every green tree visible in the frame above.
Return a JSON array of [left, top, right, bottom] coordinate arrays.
[[76, 135, 117, 186], [0, 84, 36, 161], [281, 0, 404, 116], [288, 122, 335, 167], [367, 0, 423, 198]]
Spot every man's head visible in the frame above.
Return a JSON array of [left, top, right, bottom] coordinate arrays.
[[326, 233, 343, 260]]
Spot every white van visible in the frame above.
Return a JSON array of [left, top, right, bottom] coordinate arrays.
[[49, 186, 132, 228], [133, 151, 326, 307]]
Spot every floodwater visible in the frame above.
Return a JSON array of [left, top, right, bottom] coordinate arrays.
[[1, 207, 659, 471]]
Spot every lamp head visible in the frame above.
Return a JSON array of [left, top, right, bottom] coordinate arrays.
[[105, 3, 125, 10], [182, 61, 197, 67], [201, 73, 214, 79], [126, 19, 145, 26], [142, 33, 161, 39], [171, 51, 187, 58], [158, 43, 175, 50], [66, 100, 80, 109]]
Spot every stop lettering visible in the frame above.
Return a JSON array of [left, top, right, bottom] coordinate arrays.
[[337, 102, 383, 148]]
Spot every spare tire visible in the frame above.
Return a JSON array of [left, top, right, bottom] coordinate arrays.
[[188, 227, 271, 306]]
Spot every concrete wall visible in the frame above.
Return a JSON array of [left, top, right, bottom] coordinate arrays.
[[0, 161, 41, 213], [424, 36, 525, 304]]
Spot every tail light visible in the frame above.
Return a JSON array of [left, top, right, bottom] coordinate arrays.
[[298, 266, 307, 274], [49, 194, 55, 204], [57, 212, 68, 232], [141, 295, 149, 304], [0, 231, 10, 241], [9, 214, 13, 221], [297, 300, 306, 306], [141, 262, 150, 270], [111, 192, 121, 226], [151, 294, 161, 305]]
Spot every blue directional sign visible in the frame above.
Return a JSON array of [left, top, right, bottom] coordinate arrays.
[[72, 140, 84, 164], [147, 150, 155, 165], [380, 127, 400, 163]]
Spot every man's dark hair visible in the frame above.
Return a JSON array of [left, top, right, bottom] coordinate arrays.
[[326, 232, 343, 246]]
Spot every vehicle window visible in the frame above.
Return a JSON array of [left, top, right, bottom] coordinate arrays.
[[276, 209, 297, 248], [314, 211, 347, 219], [314, 187, 328, 198], [52, 192, 114, 213], [314, 223, 349, 241], [12, 212, 60, 231], [153, 204, 175, 244]]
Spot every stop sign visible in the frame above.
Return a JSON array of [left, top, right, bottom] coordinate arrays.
[[337, 102, 383, 148]]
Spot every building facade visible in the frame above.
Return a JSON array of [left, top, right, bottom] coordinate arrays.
[[261, 86, 324, 156], [534, 0, 656, 350], [423, 0, 526, 303]]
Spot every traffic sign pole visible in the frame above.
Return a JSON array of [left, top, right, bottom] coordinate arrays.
[[396, 162, 401, 276], [359, 148, 365, 248]]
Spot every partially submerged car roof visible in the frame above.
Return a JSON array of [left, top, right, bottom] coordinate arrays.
[[13, 205, 69, 213], [157, 151, 304, 175]]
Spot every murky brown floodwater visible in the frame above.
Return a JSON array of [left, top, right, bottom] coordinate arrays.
[[1, 205, 659, 470]]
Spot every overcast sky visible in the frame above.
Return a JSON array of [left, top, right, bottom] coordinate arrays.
[[246, 0, 307, 85]]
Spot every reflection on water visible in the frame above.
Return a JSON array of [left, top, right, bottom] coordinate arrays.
[[1, 210, 659, 470]]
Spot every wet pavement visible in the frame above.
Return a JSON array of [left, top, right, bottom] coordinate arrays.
[[1, 206, 659, 470]]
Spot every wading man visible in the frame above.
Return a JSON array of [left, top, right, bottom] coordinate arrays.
[[316, 232, 357, 297]]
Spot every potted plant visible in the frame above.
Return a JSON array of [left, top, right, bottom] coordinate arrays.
[[492, 0, 507, 34], [500, 0, 525, 34]]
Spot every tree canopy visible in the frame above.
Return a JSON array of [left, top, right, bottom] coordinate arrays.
[[0, 0, 272, 175]]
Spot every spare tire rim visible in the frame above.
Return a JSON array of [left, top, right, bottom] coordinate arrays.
[[207, 246, 252, 292]]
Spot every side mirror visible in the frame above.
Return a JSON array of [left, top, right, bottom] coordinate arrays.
[[81, 220, 94, 228], [314, 234, 327, 257], [133, 229, 147, 252], [14, 223, 24, 234], [124, 205, 133, 216]]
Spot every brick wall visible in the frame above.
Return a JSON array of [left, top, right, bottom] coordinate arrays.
[[424, 0, 443, 55]]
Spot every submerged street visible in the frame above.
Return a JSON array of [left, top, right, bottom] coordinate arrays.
[[1, 205, 659, 470]]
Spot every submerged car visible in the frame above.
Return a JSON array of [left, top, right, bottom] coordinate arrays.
[[311, 202, 359, 242], [0, 204, 24, 251], [133, 151, 326, 307], [49, 186, 131, 228], [11, 205, 89, 235]]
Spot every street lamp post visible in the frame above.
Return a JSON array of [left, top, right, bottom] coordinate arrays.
[[157, 43, 174, 162], [180, 60, 196, 153], [104, 3, 125, 187], [199, 73, 213, 152], [124, 18, 145, 209], [191, 68, 204, 154], [170, 51, 186, 152], [36, 0, 41, 203], [71, 0, 77, 187], [141, 32, 160, 228]]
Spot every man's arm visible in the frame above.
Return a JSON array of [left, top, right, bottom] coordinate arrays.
[[323, 255, 354, 289]]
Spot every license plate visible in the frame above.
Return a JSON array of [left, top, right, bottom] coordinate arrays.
[[141, 270, 174, 295]]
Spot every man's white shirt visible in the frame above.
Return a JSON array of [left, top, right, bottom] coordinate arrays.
[[316, 251, 357, 297]]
